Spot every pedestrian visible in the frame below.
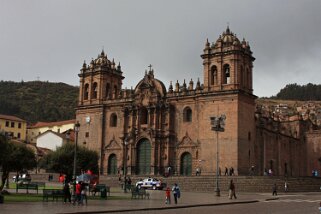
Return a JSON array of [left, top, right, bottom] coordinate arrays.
[[228, 179, 237, 199], [75, 181, 82, 205], [165, 187, 171, 204], [272, 183, 277, 196], [196, 168, 200, 176], [168, 166, 172, 176], [284, 181, 288, 192], [172, 183, 180, 204], [63, 181, 71, 203], [224, 167, 228, 176], [230, 167, 234, 176], [81, 182, 87, 205]]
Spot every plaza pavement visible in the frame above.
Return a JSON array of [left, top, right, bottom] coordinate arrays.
[[0, 188, 278, 214]]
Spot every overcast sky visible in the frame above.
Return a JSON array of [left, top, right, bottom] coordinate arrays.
[[0, 0, 320, 97]]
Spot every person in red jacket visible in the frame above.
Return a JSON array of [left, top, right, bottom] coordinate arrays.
[[165, 187, 171, 204], [75, 181, 82, 205]]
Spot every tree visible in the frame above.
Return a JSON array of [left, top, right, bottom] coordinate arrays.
[[0, 134, 37, 191], [40, 143, 99, 181]]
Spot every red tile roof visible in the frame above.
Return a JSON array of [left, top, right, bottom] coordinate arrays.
[[0, 114, 25, 122], [29, 119, 76, 128]]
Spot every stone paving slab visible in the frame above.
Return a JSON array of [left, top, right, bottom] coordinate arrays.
[[0, 190, 278, 214]]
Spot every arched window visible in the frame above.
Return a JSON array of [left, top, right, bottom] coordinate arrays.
[[110, 113, 117, 127], [183, 107, 192, 122], [84, 84, 89, 100], [106, 83, 110, 99], [211, 65, 217, 85], [92, 82, 98, 99], [140, 107, 148, 124], [223, 64, 230, 84]]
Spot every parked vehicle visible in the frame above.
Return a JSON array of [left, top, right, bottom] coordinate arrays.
[[135, 177, 165, 190], [13, 173, 31, 183]]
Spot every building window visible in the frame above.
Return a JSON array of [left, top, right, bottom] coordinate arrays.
[[11, 122, 14, 128], [240, 66, 244, 87], [211, 65, 217, 85], [5, 121, 9, 127], [140, 107, 148, 125], [248, 132, 251, 141], [114, 85, 118, 98], [17, 133, 21, 139], [85, 132, 89, 137], [84, 84, 89, 100], [183, 107, 192, 122], [93, 82, 98, 99], [223, 64, 230, 84], [110, 113, 117, 127], [18, 123, 22, 128]]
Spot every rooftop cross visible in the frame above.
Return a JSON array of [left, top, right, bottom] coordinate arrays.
[[148, 64, 152, 71]]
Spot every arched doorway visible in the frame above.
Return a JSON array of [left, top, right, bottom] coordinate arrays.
[[107, 154, 117, 175], [180, 152, 192, 176], [136, 139, 151, 175]]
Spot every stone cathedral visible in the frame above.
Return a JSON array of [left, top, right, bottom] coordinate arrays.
[[75, 26, 259, 176]]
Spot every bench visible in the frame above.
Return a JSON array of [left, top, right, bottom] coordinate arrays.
[[43, 189, 64, 202], [90, 184, 110, 197], [16, 183, 39, 194], [131, 188, 150, 199], [33, 182, 46, 189]]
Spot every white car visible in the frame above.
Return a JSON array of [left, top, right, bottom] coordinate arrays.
[[135, 178, 164, 190]]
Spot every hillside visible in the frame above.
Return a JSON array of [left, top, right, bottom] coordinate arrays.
[[0, 81, 78, 123], [272, 83, 321, 101]]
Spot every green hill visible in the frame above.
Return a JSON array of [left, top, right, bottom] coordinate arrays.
[[0, 81, 78, 123], [272, 83, 321, 101]]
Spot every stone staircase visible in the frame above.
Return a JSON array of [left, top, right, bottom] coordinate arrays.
[[100, 175, 321, 193], [24, 173, 321, 193]]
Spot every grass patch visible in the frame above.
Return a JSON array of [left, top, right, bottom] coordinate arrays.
[[4, 193, 43, 202], [3, 193, 131, 202]]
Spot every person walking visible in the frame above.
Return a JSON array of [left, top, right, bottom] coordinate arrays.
[[75, 181, 82, 205], [228, 179, 237, 199], [272, 183, 278, 196], [165, 187, 171, 204], [284, 181, 288, 192], [81, 182, 87, 205], [63, 182, 71, 203], [172, 183, 180, 204]]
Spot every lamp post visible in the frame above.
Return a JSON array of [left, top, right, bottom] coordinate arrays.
[[73, 122, 80, 186], [210, 114, 226, 197], [123, 138, 129, 193]]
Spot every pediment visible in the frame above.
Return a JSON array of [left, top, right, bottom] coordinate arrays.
[[178, 133, 198, 148], [105, 139, 121, 150]]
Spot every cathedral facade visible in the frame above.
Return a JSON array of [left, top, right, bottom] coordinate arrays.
[[75, 27, 320, 177]]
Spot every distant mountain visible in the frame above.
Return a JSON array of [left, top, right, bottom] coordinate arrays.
[[0, 81, 78, 124], [271, 83, 321, 101]]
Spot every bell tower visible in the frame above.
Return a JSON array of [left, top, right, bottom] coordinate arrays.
[[201, 26, 255, 94], [78, 50, 124, 106]]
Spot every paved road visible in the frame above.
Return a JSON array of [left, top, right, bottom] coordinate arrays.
[[112, 193, 321, 214], [1, 190, 320, 214]]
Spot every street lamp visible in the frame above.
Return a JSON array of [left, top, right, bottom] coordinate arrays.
[[73, 122, 80, 185], [210, 114, 226, 197], [123, 138, 129, 193]]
